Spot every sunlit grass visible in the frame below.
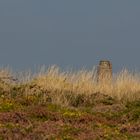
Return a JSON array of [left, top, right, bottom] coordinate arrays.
[[0, 65, 140, 106], [30, 66, 140, 104]]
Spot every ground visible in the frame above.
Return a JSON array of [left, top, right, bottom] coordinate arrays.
[[0, 91, 140, 140], [0, 67, 140, 140]]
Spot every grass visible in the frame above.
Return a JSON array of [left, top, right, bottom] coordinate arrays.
[[0, 66, 139, 139], [9, 65, 138, 105]]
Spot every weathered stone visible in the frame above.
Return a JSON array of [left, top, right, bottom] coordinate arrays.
[[97, 60, 112, 83]]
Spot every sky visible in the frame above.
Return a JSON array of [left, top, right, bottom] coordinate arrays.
[[0, 0, 140, 72]]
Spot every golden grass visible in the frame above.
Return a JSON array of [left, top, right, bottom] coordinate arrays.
[[29, 66, 140, 104], [0, 66, 140, 105]]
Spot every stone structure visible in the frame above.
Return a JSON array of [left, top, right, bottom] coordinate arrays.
[[97, 60, 112, 83]]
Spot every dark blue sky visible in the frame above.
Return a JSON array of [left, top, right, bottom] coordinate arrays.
[[0, 0, 140, 71]]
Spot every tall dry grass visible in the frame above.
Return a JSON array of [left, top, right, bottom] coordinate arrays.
[[0, 66, 140, 105], [27, 66, 140, 104]]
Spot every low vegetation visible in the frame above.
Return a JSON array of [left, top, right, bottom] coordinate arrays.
[[0, 66, 140, 139]]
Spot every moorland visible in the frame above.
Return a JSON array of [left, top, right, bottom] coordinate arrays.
[[0, 66, 140, 140]]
